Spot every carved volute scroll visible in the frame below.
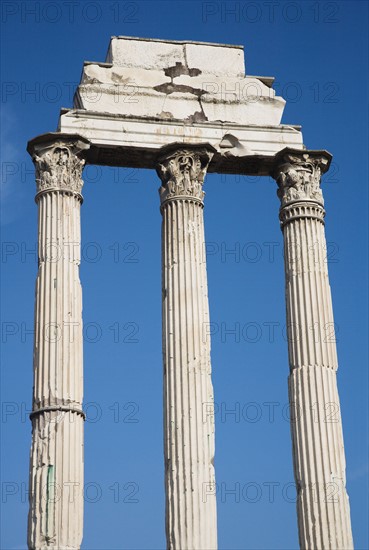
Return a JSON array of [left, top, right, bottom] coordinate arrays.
[[272, 148, 332, 228], [156, 145, 215, 207], [27, 134, 91, 200], [272, 150, 331, 208]]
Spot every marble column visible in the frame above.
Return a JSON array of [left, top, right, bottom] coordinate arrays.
[[272, 149, 353, 549], [27, 133, 90, 550], [157, 144, 218, 550]]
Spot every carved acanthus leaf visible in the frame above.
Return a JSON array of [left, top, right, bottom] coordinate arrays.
[[157, 148, 214, 204], [34, 143, 85, 195], [275, 153, 327, 207]]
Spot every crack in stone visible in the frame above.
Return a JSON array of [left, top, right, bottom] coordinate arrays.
[[154, 82, 206, 98], [185, 110, 208, 123], [155, 52, 208, 122], [164, 61, 202, 79], [157, 111, 174, 120]]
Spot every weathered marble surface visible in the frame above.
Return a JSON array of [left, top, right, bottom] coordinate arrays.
[[27, 36, 354, 550], [272, 149, 354, 550], [158, 144, 217, 549], [27, 134, 90, 550], [77, 36, 284, 125], [57, 36, 303, 169]]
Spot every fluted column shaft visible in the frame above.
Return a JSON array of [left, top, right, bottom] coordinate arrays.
[[273, 150, 353, 549], [27, 135, 90, 550], [157, 145, 217, 550]]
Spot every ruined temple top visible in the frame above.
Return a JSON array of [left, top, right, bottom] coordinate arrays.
[[109, 36, 244, 48], [74, 35, 284, 126], [104, 36, 245, 77], [55, 35, 304, 172]]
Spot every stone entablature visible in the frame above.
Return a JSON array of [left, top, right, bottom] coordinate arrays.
[[76, 36, 284, 126], [57, 36, 303, 169]]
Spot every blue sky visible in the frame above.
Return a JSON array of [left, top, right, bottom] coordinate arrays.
[[1, 1, 368, 549]]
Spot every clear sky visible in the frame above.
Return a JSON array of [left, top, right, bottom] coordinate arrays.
[[1, 1, 368, 549]]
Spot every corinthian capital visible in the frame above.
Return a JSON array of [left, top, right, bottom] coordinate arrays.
[[27, 133, 90, 198], [156, 144, 215, 206], [272, 148, 332, 208]]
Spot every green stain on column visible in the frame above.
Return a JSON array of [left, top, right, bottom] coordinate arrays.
[[45, 465, 55, 542]]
